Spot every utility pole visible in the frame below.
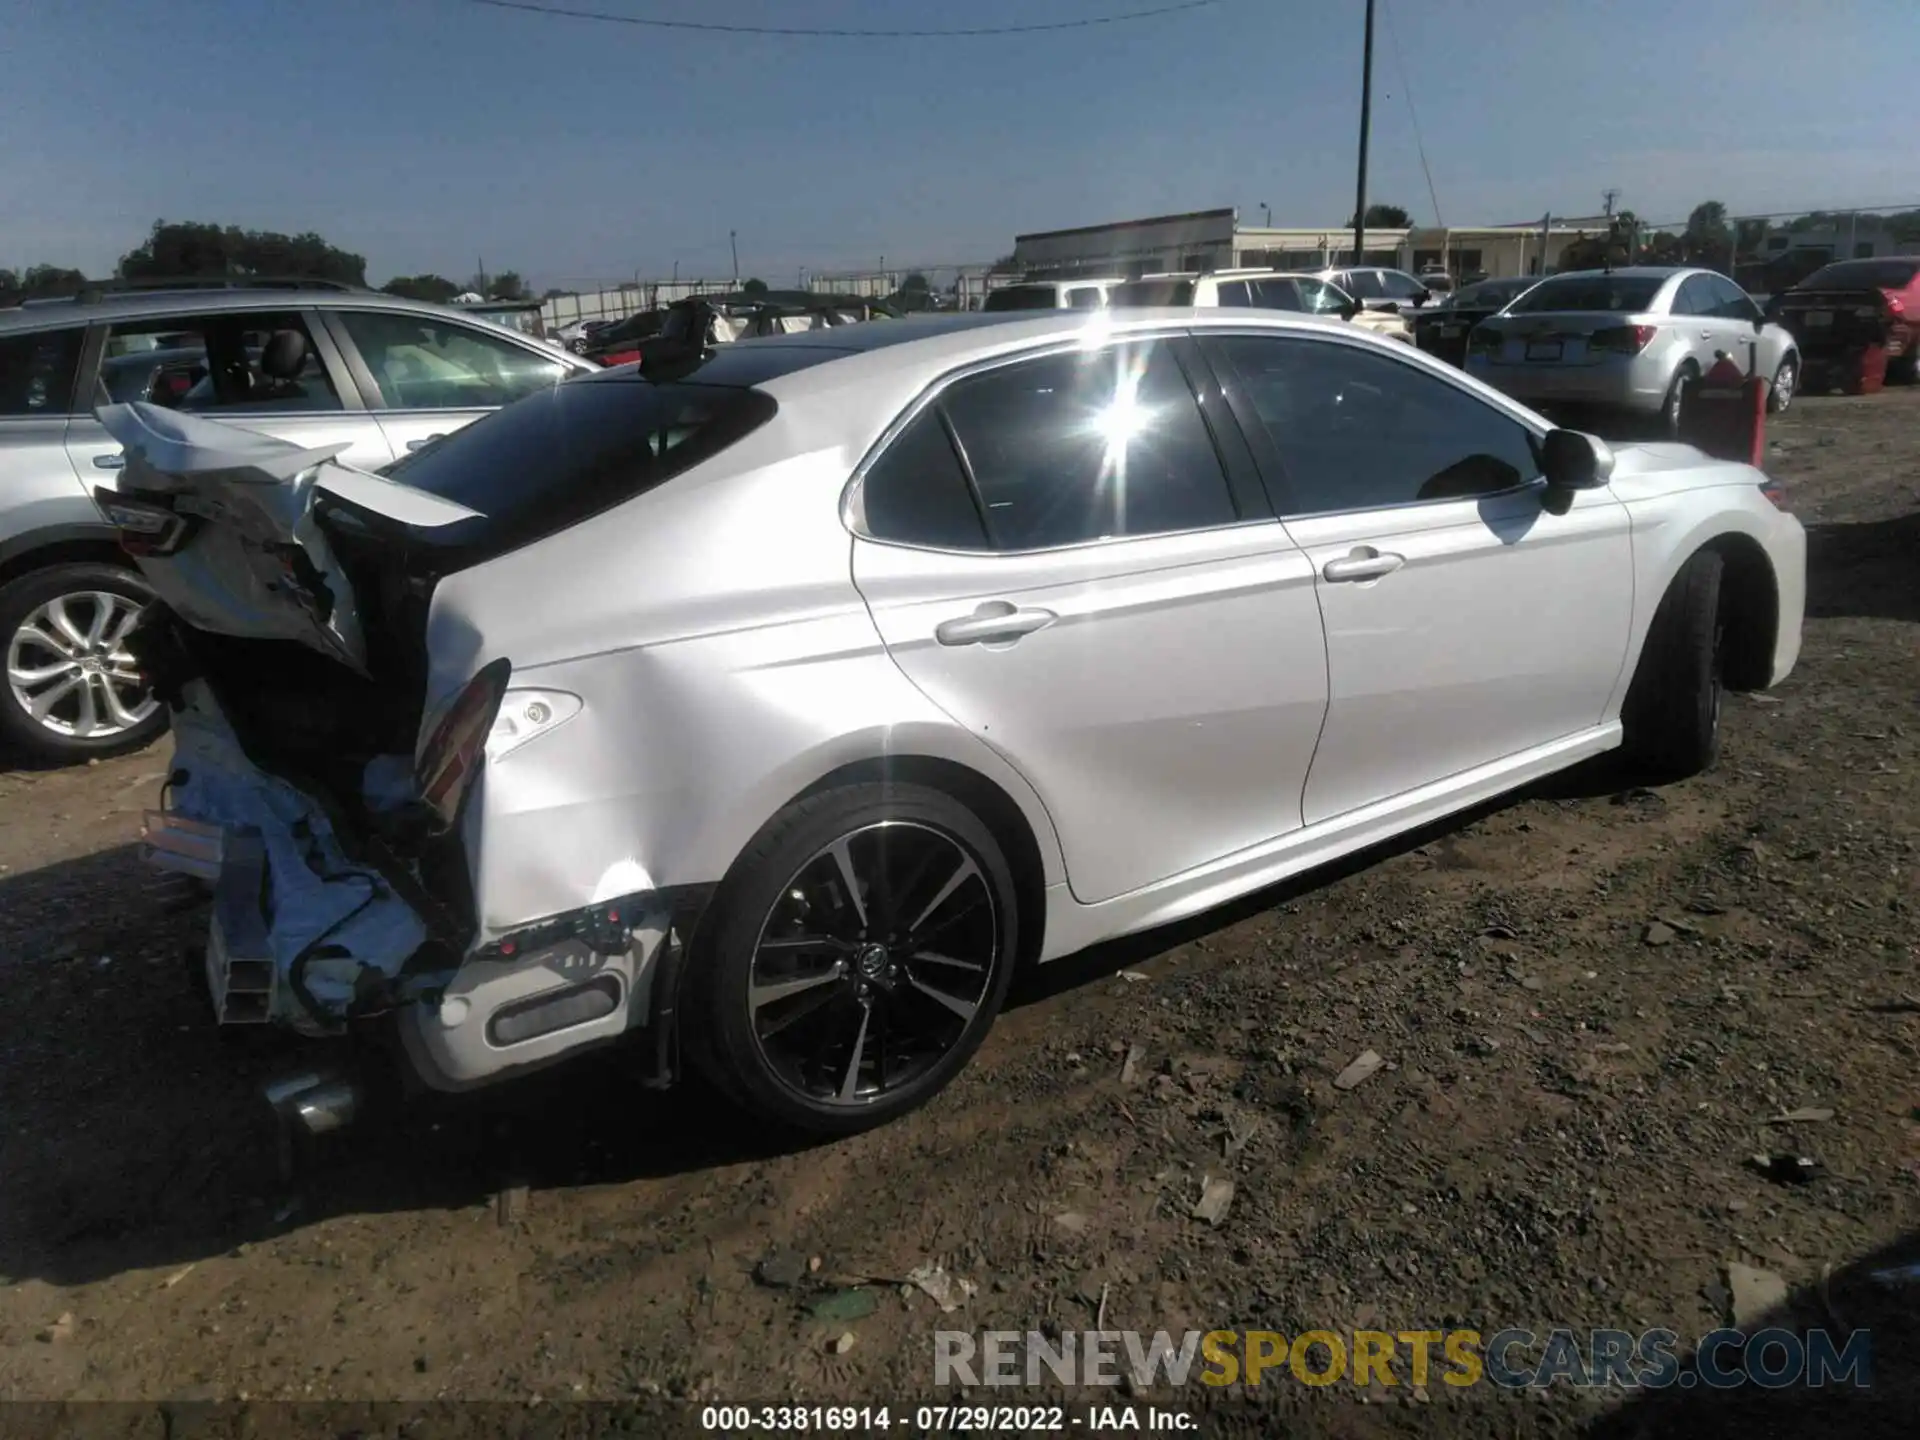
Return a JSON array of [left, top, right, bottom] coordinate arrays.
[[1260, 201, 1271, 228], [1602, 188, 1619, 219], [730, 230, 739, 285], [1352, 0, 1376, 268]]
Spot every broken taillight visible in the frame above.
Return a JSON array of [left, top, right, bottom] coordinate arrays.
[[92, 486, 190, 557], [1759, 481, 1790, 511], [416, 658, 513, 833]]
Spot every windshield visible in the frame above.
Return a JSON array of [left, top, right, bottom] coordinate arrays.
[[1508, 275, 1664, 314], [377, 345, 847, 559], [982, 286, 1060, 311], [1108, 279, 1195, 307], [1799, 259, 1920, 291]]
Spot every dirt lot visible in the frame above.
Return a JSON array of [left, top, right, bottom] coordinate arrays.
[[1, 392, 1916, 1437]]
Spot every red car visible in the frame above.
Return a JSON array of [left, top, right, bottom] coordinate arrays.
[[1773, 256, 1920, 385]]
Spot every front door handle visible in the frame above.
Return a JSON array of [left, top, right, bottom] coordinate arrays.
[[934, 601, 1058, 646], [92, 453, 126, 471], [405, 433, 447, 452], [1321, 547, 1405, 583]]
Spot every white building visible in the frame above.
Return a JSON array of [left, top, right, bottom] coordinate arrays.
[[1008, 207, 1611, 283]]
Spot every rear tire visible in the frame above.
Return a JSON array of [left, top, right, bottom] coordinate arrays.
[[686, 781, 1019, 1137], [1658, 362, 1697, 439], [1621, 549, 1725, 781], [0, 562, 167, 765], [1890, 346, 1920, 385]]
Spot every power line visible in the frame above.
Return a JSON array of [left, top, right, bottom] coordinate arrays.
[[1380, 0, 1442, 228], [449, 0, 1226, 38]]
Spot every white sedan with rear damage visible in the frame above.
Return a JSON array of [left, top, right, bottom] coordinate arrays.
[[95, 309, 1805, 1139]]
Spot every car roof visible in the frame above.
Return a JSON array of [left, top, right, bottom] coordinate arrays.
[[1533, 266, 1696, 281], [0, 287, 534, 335]]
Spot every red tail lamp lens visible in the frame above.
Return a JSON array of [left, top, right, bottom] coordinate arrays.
[[416, 658, 513, 832]]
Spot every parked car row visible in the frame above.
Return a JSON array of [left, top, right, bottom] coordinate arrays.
[[103, 307, 1805, 1137]]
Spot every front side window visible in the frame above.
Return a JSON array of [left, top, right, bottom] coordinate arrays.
[[1250, 280, 1304, 312], [1343, 270, 1386, 299], [1297, 278, 1350, 314], [936, 341, 1238, 550], [336, 310, 568, 410], [1380, 271, 1428, 301], [1211, 335, 1540, 515], [0, 327, 84, 416], [96, 312, 340, 412]]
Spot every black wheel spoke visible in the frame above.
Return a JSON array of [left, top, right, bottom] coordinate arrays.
[[748, 819, 999, 1108]]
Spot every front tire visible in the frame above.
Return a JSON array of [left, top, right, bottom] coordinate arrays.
[[1768, 355, 1797, 414], [0, 562, 167, 764], [1621, 549, 1725, 781], [686, 781, 1019, 1136]]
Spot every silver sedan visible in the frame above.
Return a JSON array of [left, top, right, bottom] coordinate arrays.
[[1465, 266, 1800, 431], [104, 310, 1804, 1137]]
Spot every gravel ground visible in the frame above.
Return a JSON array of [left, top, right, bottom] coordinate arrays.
[[0, 391, 1915, 1438]]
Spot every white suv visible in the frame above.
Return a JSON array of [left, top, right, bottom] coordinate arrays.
[[1108, 270, 1413, 342]]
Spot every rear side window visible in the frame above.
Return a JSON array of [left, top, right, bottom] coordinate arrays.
[[1217, 281, 1254, 307], [936, 340, 1238, 550], [860, 409, 989, 550], [0, 327, 84, 416], [1108, 280, 1196, 307], [1251, 280, 1304, 312], [377, 376, 777, 559], [1066, 287, 1105, 310], [982, 286, 1058, 312]]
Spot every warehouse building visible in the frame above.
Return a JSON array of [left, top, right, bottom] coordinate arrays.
[[1009, 207, 1611, 283]]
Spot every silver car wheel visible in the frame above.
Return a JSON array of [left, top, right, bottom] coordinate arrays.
[[1772, 358, 1796, 413], [747, 820, 1000, 1108], [6, 591, 156, 740]]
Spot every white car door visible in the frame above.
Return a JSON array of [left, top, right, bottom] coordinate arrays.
[[320, 309, 573, 460], [67, 308, 394, 483], [849, 335, 1330, 905], [1200, 331, 1634, 827]]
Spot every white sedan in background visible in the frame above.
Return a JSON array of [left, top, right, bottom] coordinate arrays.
[[100, 309, 1804, 1139]]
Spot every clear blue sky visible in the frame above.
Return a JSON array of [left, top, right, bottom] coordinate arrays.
[[4, 0, 1916, 288]]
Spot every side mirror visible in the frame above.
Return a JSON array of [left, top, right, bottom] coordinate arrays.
[[1540, 428, 1615, 513], [1377, 300, 1402, 314], [1340, 300, 1362, 320], [1414, 289, 1432, 307]]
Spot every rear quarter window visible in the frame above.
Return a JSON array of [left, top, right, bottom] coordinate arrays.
[[0, 327, 84, 416]]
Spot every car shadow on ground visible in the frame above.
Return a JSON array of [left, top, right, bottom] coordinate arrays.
[[1805, 510, 1920, 624], [0, 752, 1646, 1291]]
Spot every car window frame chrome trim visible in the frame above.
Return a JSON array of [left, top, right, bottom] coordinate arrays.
[[842, 326, 1281, 559], [315, 307, 584, 416]]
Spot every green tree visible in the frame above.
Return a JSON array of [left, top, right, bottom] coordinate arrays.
[[380, 274, 461, 303], [901, 271, 931, 294], [986, 253, 1020, 275], [0, 264, 89, 302], [741, 277, 769, 295], [1348, 203, 1413, 228], [118, 220, 367, 284], [485, 270, 527, 301]]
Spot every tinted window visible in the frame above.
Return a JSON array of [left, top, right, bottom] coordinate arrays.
[[861, 408, 989, 550], [1451, 278, 1531, 310], [1343, 271, 1386, 299], [1380, 271, 1428, 300], [1066, 287, 1105, 310], [1673, 276, 1718, 317], [1800, 259, 1920, 290], [98, 312, 341, 412], [0, 327, 83, 416], [1708, 275, 1760, 321], [375, 376, 776, 558], [1109, 280, 1196, 307], [982, 286, 1059, 312], [1251, 280, 1303, 312], [336, 310, 568, 409], [1217, 281, 1254, 307], [1213, 335, 1540, 514], [939, 341, 1237, 550], [1509, 275, 1664, 314]]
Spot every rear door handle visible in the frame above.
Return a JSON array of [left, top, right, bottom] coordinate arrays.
[[405, 433, 447, 452], [1321, 547, 1405, 583], [92, 453, 126, 470], [934, 601, 1058, 646]]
